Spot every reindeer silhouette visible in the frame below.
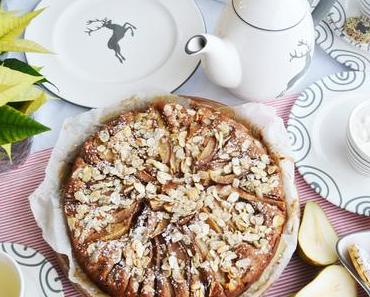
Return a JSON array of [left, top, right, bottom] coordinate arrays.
[[287, 41, 312, 89], [279, 40, 312, 97], [85, 18, 137, 64]]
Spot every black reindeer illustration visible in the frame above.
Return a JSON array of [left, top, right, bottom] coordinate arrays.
[[85, 18, 137, 64], [280, 40, 312, 95]]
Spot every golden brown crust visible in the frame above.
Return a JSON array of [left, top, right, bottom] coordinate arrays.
[[63, 96, 287, 297]]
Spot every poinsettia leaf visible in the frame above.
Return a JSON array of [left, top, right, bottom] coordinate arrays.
[[0, 59, 56, 89], [0, 58, 46, 82], [0, 65, 42, 85], [0, 143, 12, 161], [0, 83, 35, 106], [9, 85, 44, 103], [0, 9, 44, 40], [32, 65, 43, 72], [19, 91, 47, 114], [0, 105, 50, 145], [1, 59, 42, 76], [0, 39, 50, 53], [0, 65, 42, 106]]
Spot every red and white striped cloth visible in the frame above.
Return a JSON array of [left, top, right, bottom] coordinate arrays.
[[0, 96, 369, 297]]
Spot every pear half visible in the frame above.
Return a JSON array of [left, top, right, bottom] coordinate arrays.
[[295, 265, 357, 297], [298, 201, 338, 266]]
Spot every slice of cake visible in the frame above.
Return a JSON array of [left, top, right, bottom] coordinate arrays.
[[348, 244, 370, 287]]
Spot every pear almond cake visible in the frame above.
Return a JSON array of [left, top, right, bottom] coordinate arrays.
[[63, 98, 288, 297]]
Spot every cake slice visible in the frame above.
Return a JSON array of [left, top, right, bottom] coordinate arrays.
[[348, 244, 370, 286]]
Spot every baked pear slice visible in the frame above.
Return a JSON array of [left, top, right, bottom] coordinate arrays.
[[298, 201, 338, 266], [294, 265, 357, 297]]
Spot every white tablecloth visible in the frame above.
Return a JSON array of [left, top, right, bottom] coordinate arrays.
[[4, 0, 346, 152]]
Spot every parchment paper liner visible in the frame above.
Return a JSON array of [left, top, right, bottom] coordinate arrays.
[[30, 94, 300, 297]]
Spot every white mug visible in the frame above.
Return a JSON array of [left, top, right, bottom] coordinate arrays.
[[0, 251, 24, 297]]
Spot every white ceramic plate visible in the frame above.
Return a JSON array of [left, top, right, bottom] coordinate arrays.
[[25, 0, 205, 108], [287, 71, 370, 216], [1, 242, 64, 296], [316, 2, 370, 71], [336, 231, 370, 295]]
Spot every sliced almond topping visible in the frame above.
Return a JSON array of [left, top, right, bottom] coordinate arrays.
[[178, 131, 187, 147], [134, 182, 146, 195], [157, 171, 172, 185], [147, 159, 170, 172], [98, 130, 110, 142]]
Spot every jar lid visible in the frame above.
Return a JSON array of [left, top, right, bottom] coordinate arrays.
[[232, 0, 308, 31]]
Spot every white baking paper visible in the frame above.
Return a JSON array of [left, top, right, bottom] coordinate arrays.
[[29, 94, 299, 297]]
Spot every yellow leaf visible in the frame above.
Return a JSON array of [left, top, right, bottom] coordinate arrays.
[[0, 66, 42, 106], [0, 39, 50, 53], [0, 9, 45, 40], [19, 91, 48, 114], [0, 65, 43, 85], [0, 83, 35, 106], [0, 143, 12, 161], [32, 65, 43, 72], [9, 85, 43, 103]]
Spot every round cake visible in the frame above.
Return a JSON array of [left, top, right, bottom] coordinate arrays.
[[63, 97, 287, 297]]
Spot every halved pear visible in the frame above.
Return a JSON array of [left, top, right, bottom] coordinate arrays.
[[294, 265, 357, 297], [298, 201, 338, 266]]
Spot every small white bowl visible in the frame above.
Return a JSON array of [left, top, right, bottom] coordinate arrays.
[[346, 100, 370, 176], [346, 148, 370, 175], [360, 0, 370, 19], [346, 152, 370, 176], [347, 133, 370, 176], [347, 133, 370, 168], [348, 101, 370, 161], [0, 251, 24, 297]]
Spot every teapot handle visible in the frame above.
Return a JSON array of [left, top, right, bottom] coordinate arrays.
[[311, 0, 336, 26]]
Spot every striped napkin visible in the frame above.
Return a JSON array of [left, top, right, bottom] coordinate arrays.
[[0, 96, 369, 297]]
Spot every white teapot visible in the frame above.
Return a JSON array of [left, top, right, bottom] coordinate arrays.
[[185, 0, 334, 101]]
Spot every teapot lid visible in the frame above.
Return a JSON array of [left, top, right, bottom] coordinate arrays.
[[232, 0, 308, 31]]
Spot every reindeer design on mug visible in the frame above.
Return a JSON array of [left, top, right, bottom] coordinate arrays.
[[85, 18, 137, 64]]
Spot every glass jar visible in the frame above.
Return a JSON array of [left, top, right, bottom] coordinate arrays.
[[0, 138, 32, 173]]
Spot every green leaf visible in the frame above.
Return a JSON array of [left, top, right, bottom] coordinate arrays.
[[0, 143, 12, 160], [0, 105, 50, 145], [0, 9, 44, 40], [0, 58, 49, 84], [19, 91, 47, 114], [0, 39, 50, 53], [0, 65, 43, 85], [1, 58, 43, 78]]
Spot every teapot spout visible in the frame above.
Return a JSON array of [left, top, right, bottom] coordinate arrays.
[[185, 34, 242, 89]]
